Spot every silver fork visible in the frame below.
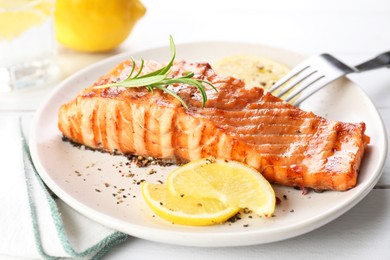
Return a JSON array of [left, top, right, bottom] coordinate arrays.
[[269, 51, 390, 106]]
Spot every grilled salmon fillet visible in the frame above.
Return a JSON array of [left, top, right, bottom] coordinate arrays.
[[58, 60, 369, 191]]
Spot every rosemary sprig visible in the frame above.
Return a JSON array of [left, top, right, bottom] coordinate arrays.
[[95, 36, 217, 108]]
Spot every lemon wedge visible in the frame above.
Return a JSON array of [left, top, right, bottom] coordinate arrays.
[[213, 55, 289, 90], [167, 158, 276, 217], [142, 182, 239, 226]]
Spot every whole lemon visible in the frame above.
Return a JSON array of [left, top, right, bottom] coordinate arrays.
[[55, 0, 146, 52]]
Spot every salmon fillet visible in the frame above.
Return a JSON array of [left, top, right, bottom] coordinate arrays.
[[58, 60, 369, 191]]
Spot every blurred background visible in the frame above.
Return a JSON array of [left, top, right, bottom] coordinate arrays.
[[1, 0, 389, 110]]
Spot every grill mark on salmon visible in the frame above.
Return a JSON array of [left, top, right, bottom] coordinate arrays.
[[117, 102, 134, 153], [58, 60, 369, 191], [159, 108, 174, 159], [210, 115, 316, 126]]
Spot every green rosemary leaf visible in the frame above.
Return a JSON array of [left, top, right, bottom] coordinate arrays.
[[137, 35, 176, 79], [94, 74, 166, 89], [181, 71, 195, 78], [133, 57, 145, 79], [185, 79, 208, 107], [194, 81, 208, 103], [94, 36, 217, 108], [158, 77, 208, 107], [153, 85, 188, 109], [200, 79, 219, 93], [125, 57, 136, 80], [159, 35, 176, 75]]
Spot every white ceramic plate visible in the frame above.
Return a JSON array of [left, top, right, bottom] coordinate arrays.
[[30, 42, 387, 247]]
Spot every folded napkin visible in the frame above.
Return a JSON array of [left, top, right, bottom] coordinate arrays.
[[0, 116, 129, 259]]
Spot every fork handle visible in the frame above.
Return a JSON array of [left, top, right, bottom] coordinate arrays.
[[355, 51, 390, 72]]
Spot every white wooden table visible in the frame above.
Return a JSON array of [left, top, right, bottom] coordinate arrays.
[[1, 0, 389, 259]]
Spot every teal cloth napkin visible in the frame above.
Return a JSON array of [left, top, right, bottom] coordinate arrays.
[[0, 116, 129, 259]]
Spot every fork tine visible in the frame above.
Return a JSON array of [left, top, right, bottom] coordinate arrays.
[[268, 62, 310, 93], [290, 76, 338, 106], [283, 74, 324, 102], [271, 53, 357, 107], [274, 68, 318, 98]]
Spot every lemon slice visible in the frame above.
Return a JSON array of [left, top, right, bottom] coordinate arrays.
[[0, 0, 53, 40], [167, 158, 276, 217], [213, 55, 290, 90], [142, 182, 239, 226]]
